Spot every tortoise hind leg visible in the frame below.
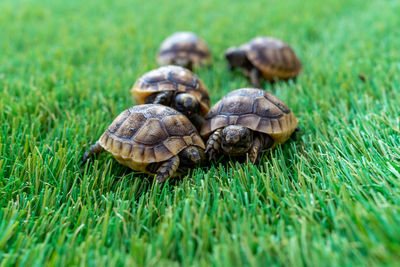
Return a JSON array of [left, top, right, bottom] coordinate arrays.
[[153, 91, 174, 106], [82, 141, 105, 165], [155, 155, 180, 183], [290, 126, 301, 140], [249, 68, 262, 87]]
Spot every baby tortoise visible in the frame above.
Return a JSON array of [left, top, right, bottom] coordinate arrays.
[[201, 88, 298, 164], [131, 65, 210, 131], [157, 32, 212, 70], [83, 104, 205, 183], [225, 37, 302, 87]]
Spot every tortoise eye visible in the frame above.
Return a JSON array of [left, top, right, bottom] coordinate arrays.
[[175, 100, 183, 107], [174, 97, 184, 108]]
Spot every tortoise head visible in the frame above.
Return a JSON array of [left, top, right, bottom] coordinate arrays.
[[173, 58, 193, 70], [174, 93, 200, 118], [221, 125, 252, 155], [179, 146, 205, 170], [225, 47, 247, 69]]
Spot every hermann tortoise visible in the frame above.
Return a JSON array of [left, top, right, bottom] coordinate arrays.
[[201, 88, 298, 163], [83, 104, 205, 183], [131, 65, 210, 131], [157, 32, 212, 70], [225, 37, 302, 87]]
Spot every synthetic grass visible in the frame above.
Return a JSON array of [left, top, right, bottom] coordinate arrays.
[[1, 0, 400, 265]]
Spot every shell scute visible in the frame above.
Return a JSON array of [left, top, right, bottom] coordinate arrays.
[[133, 119, 168, 145], [219, 96, 253, 115], [163, 114, 195, 137], [114, 112, 146, 139]]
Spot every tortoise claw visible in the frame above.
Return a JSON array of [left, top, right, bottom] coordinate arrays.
[[81, 142, 104, 166], [82, 151, 90, 165], [205, 146, 217, 162], [208, 150, 217, 162]]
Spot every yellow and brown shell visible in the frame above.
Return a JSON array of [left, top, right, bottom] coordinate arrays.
[[157, 32, 212, 67], [242, 37, 302, 81], [131, 65, 210, 115], [98, 104, 205, 173], [201, 88, 298, 145]]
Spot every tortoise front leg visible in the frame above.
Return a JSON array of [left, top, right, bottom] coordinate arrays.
[[249, 68, 262, 87], [248, 134, 274, 164], [227, 61, 235, 71], [153, 91, 174, 106], [205, 129, 222, 161], [248, 135, 263, 164], [186, 61, 193, 71], [155, 155, 180, 183], [82, 141, 105, 165]]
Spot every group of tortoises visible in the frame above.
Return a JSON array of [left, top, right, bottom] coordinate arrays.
[[83, 32, 301, 183]]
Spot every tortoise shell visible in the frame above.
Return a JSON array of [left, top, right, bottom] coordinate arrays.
[[201, 88, 298, 144], [242, 37, 302, 81], [98, 104, 205, 173], [157, 32, 212, 67], [131, 65, 210, 115]]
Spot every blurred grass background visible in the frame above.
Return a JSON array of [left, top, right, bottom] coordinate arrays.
[[1, 0, 400, 265]]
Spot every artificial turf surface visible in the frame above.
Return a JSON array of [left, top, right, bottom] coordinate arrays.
[[1, 0, 400, 266]]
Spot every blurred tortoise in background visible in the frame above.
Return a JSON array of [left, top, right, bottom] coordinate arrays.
[[201, 88, 298, 164], [225, 37, 302, 87], [157, 32, 212, 70], [131, 65, 210, 131], [83, 104, 205, 183]]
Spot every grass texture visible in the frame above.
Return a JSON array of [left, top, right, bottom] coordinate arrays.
[[1, 0, 400, 266]]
